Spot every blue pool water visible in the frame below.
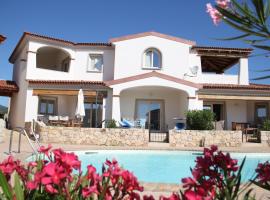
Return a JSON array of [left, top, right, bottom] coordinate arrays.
[[73, 150, 270, 184]]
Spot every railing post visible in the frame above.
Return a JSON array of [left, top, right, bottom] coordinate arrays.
[[18, 129, 22, 153], [8, 130, 13, 154]]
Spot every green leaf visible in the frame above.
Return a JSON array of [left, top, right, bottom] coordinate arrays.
[[212, 33, 250, 41], [252, 0, 266, 24], [216, 6, 248, 25], [252, 44, 270, 51], [256, 68, 270, 72], [243, 38, 268, 44], [14, 172, 24, 200], [264, 0, 270, 18], [252, 75, 270, 80], [243, 188, 254, 200], [222, 17, 270, 37], [230, 0, 260, 25], [0, 171, 12, 200]]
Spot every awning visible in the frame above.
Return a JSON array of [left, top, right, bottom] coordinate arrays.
[[0, 80, 19, 96], [199, 83, 270, 100]]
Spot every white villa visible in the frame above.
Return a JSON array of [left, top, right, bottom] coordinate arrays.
[[2, 31, 270, 132]]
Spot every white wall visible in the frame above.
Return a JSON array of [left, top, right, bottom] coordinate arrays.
[[120, 87, 188, 130], [113, 36, 193, 80], [25, 41, 114, 81], [199, 73, 239, 84], [225, 100, 247, 129]]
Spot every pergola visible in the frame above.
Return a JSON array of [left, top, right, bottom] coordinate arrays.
[[191, 46, 253, 73]]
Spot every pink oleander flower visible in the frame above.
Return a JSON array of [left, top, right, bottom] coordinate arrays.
[[206, 3, 222, 25], [181, 145, 239, 200], [38, 144, 52, 157], [256, 161, 270, 184], [160, 193, 181, 200], [82, 185, 99, 198], [143, 195, 155, 200], [216, 0, 230, 8], [0, 156, 28, 182]]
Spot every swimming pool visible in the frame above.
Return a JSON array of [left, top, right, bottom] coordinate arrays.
[[74, 150, 270, 184]]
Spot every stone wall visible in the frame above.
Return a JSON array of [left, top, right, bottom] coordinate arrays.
[[38, 126, 149, 147], [260, 131, 270, 146], [169, 130, 242, 147]]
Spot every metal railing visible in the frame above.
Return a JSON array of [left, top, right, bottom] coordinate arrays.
[[8, 127, 41, 155]]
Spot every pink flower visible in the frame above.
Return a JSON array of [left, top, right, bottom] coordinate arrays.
[[256, 161, 270, 184], [184, 190, 203, 200], [216, 0, 230, 8], [38, 144, 52, 156], [26, 181, 38, 190], [160, 193, 181, 200], [143, 195, 155, 200], [206, 3, 222, 25], [28, 161, 37, 167], [45, 184, 58, 194], [82, 186, 98, 198]]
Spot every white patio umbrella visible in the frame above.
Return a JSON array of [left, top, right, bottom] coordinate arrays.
[[75, 89, 85, 120]]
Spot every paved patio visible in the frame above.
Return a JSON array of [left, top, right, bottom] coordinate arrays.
[[0, 128, 270, 198]]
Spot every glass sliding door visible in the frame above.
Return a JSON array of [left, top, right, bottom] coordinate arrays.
[[83, 102, 103, 128], [136, 100, 163, 132]]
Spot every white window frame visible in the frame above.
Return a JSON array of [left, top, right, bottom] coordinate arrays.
[[142, 48, 162, 69], [87, 54, 103, 73]]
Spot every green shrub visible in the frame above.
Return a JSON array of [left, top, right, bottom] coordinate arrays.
[[262, 119, 270, 131], [106, 119, 117, 128], [186, 110, 215, 130]]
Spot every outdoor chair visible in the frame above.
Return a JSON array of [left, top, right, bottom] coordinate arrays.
[[59, 116, 70, 126], [118, 119, 134, 128]]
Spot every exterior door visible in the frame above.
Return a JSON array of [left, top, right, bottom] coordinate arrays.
[[83, 102, 103, 128], [136, 100, 163, 132]]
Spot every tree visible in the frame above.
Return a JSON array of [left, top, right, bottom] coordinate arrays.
[[206, 0, 270, 80]]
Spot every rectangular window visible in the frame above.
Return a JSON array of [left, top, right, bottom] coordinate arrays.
[[38, 97, 57, 115], [255, 103, 268, 124], [87, 54, 103, 72]]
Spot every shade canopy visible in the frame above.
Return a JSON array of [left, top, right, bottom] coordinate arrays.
[[75, 89, 85, 118]]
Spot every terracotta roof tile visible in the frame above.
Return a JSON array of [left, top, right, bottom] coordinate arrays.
[[192, 46, 253, 52], [23, 32, 112, 46], [109, 31, 196, 45], [203, 83, 270, 90], [9, 32, 112, 63], [0, 80, 19, 92], [27, 79, 108, 86]]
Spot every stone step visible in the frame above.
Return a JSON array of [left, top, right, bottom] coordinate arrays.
[[148, 142, 170, 148], [241, 142, 263, 147]]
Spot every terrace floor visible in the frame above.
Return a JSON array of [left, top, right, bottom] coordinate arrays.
[[0, 128, 270, 198]]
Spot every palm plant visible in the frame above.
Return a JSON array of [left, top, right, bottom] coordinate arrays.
[[207, 0, 270, 80]]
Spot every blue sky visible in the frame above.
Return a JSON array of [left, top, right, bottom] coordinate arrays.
[[0, 0, 269, 106]]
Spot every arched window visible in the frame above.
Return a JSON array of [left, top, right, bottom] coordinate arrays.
[[143, 48, 162, 69], [36, 47, 71, 72]]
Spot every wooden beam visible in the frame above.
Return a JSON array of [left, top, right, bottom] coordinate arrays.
[[199, 94, 270, 101], [202, 59, 223, 72], [33, 89, 97, 96]]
